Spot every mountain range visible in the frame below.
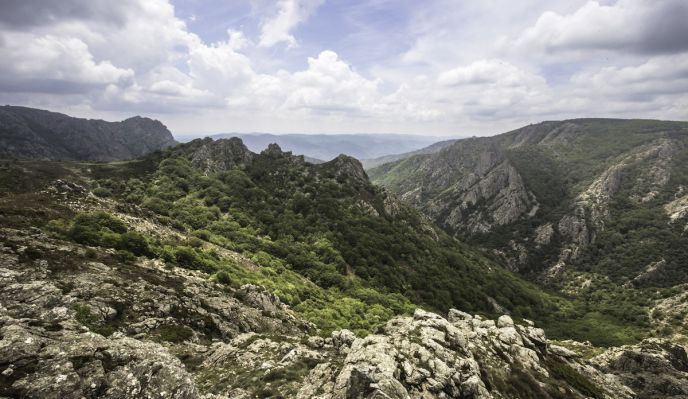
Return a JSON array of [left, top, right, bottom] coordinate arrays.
[[0, 110, 687, 398]]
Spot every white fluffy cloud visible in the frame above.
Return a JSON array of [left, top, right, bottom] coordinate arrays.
[[568, 53, 688, 119], [0, 32, 134, 92], [258, 0, 323, 48], [507, 0, 688, 57], [438, 59, 544, 88]]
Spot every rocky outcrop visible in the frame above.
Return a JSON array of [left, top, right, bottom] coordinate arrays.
[[543, 137, 679, 281], [625, 259, 669, 288], [0, 227, 312, 397], [381, 139, 536, 235], [319, 154, 369, 182], [191, 138, 254, 174], [437, 161, 532, 234], [533, 223, 554, 247], [298, 309, 632, 399], [0, 105, 177, 161], [665, 189, 688, 231], [593, 338, 688, 399], [0, 316, 198, 398], [1, 224, 684, 398]]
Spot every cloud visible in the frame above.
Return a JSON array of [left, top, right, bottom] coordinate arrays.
[[0, 32, 134, 93], [282, 51, 381, 112], [2, 0, 688, 135], [188, 32, 255, 94], [0, 0, 134, 28], [438, 59, 544, 88], [571, 54, 688, 101], [258, 0, 323, 48], [508, 0, 688, 57]]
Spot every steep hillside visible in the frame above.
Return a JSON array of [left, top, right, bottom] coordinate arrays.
[[371, 119, 688, 340], [0, 105, 177, 161], [72, 137, 563, 329]]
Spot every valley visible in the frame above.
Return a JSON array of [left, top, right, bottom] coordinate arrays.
[[1, 116, 687, 398]]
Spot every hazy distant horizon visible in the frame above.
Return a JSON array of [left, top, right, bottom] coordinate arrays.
[[174, 131, 461, 142]]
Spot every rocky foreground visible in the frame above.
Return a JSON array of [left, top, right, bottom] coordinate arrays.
[[1, 227, 687, 398]]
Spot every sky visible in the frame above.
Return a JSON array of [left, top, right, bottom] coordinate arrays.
[[1, 0, 687, 137]]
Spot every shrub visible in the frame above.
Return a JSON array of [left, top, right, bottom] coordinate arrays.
[[216, 270, 232, 285], [114, 249, 136, 263], [118, 231, 151, 256], [92, 187, 112, 197], [156, 324, 194, 343]]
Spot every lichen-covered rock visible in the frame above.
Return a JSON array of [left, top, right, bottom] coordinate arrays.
[[300, 308, 632, 399], [1, 226, 685, 399], [0, 315, 198, 399], [191, 138, 254, 175], [592, 338, 688, 399], [0, 228, 311, 398]]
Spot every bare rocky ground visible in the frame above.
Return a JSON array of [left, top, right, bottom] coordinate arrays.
[[1, 225, 687, 398]]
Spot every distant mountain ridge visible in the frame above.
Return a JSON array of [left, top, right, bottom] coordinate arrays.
[[361, 138, 459, 169], [0, 106, 177, 161], [206, 132, 454, 162]]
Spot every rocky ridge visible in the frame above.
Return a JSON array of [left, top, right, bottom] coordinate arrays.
[[370, 119, 688, 283]]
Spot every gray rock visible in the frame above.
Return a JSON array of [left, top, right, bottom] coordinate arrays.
[[593, 338, 688, 399]]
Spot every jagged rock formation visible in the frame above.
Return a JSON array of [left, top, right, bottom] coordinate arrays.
[[318, 154, 370, 182], [0, 105, 177, 161], [373, 139, 536, 235], [592, 339, 688, 399], [191, 137, 254, 174], [296, 309, 634, 399]]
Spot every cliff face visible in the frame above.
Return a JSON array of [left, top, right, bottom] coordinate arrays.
[[0, 106, 177, 161], [371, 119, 688, 286]]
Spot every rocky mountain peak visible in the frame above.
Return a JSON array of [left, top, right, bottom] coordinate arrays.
[[191, 137, 254, 174], [323, 154, 369, 181], [262, 142, 285, 156]]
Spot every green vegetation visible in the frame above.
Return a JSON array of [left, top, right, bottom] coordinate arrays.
[[545, 357, 604, 399], [56, 140, 575, 337], [155, 324, 194, 343], [47, 211, 152, 259], [21, 120, 686, 346], [73, 303, 114, 337]]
